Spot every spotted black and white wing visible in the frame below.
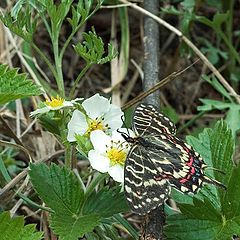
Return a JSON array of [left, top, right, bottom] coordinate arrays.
[[144, 134, 226, 194], [132, 103, 176, 136], [124, 144, 171, 215]]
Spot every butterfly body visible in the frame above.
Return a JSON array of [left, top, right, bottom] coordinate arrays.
[[123, 103, 225, 215]]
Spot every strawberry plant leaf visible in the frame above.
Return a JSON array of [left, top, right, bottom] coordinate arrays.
[[0, 211, 43, 240], [0, 64, 42, 104]]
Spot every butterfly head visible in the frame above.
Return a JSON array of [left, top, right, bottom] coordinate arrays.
[[117, 128, 136, 144]]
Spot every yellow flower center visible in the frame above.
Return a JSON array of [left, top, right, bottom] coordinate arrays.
[[107, 148, 126, 166], [45, 96, 64, 108], [86, 119, 105, 135]]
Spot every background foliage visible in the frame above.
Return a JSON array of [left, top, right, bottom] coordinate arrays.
[[0, 0, 240, 239]]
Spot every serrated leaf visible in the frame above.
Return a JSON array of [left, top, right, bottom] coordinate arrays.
[[222, 164, 240, 219], [29, 163, 84, 214], [179, 198, 221, 221], [165, 214, 222, 240], [29, 163, 101, 239], [209, 121, 234, 202], [50, 212, 100, 240], [74, 30, 117, 65], [83, 186, 129, 218], [0, 64, 42, 104], [0, 211, 43, 240], [47, 0, 73, 30]]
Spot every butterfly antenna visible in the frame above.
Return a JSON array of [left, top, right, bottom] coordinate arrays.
[[203, 175, 227, 190], [205, 166, 226, 175], [121, 114, 131, 136]]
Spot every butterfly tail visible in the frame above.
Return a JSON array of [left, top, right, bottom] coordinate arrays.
[[203, 175, 227, 190]]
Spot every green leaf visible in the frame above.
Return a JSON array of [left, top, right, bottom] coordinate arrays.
[[196, 12, 229, 32], [222, 164, 240, 219], [68, 0, 92, 30], [50, 212, 100, 240], [29, 163, 84, 214], [179, 198, 222, 221], [47, 0, 73, 32], [83, 186, 129, 218], [74, 30, 117, 65], [225, 107, 240, 136], [165, 214, 222, 240], [198, 99, 240, 135], [162, 106, 179, 124], [0, 64, 42, 104], [198, 99, 233, 111], [29, 163, 102, 239], [209, 121, 234, 192], [0, 211, 43, 240], [181, 0, 196, 9], [212, 12, 229, 31], [113, 214, 139, 239], [201, 75, 232, 101], [201, 41, 228, 65], [0, 8, 37, 42]]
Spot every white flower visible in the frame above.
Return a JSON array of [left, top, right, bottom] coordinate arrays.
[[30, 96, 82, 117], [88, 129, 134, 182], [67, 93, 124, 142]]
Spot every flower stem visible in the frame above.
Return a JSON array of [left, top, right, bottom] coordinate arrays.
[[52, 29, 65, 98], [84, 172, 107, 199], [68, 63, 92, 99], [65, 143, 73, 168]]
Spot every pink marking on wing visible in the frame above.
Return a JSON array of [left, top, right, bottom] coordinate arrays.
[[180, 178, 188, 183], [191, 167, 195, 174], [187, 157, 194, 167]]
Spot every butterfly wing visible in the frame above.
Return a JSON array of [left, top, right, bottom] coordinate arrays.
[[132, 103, 176, 136], [145, 134, 225, 194], [124, 144, 171, 215]]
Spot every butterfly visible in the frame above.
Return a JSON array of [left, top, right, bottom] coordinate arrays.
[[121, 103, 225, 215]]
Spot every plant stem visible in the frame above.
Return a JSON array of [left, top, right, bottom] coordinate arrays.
[[84, 173, 107, 199], [68, 63, 92, 99], [32, 43, 57, 80], [65, 144, 73, 168], [52, 29, 65, 97], [60, 3, 102, 62], [143, 0, 160, 107], [218, 30, 240, 65]]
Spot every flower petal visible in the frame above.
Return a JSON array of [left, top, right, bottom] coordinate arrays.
[[90, 130, 111, 152], [30, 106, 50, 117], [103, 104, 123, 131], [62, 100, 74, 107], [70, 98, 83, 104], [108, 164, 124, 182], [88, 150, 110, 173], [67, 110, 88, 142], [82, 94, 111, 119]]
